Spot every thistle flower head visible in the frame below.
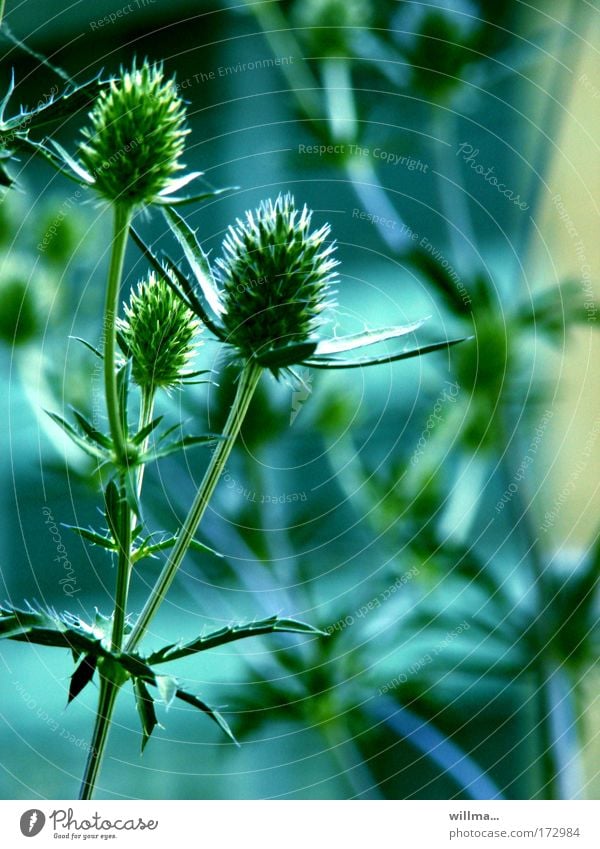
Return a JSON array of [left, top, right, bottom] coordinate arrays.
[[214, 193, 338, 364], [79, 61, 188, 207], [118, 271, 201, 392], [139, 197, 466, 380]]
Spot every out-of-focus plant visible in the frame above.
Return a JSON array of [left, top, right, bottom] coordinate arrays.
[[242, 0, 525, 252], [229, 0, 599, 801]]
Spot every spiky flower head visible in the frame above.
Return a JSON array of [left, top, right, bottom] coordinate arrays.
[[118, 271, 201, 392], [79, 61, 188, 207], [214, 193, 338, 364]]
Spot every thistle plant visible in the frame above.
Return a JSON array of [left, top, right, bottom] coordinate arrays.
[[0, 57, 466, 801]]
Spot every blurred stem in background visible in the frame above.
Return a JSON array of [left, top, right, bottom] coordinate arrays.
[[238, 0, 596, 800], [243, 0, 412, 252]]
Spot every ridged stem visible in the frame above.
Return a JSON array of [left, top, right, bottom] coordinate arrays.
[[126, 361, 263, 652], [79, 672, 120, 800], [79, 202, 133, 801]]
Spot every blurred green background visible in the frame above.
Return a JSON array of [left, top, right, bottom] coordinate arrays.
[[1, 0, 599, 800]]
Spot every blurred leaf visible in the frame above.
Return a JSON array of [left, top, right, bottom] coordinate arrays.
[[407, 247, 474, 316], [367, 697, 505, 799], [517, 282, 599, 340]]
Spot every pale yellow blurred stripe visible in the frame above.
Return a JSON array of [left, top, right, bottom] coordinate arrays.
[[531, 4, 600, 799]]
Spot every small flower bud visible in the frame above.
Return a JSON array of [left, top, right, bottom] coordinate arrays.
[[215, 193, 338, 363], [79, 61, 188, 207], [119, 271, 201, 392]]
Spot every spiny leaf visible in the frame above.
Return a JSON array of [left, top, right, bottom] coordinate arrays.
[[14, 137, 87, 187], [0, 71, 16, 124], [315, 321, 426, 356], [188, 538, 224, 559], [174, 688, 238, 745], [4, 73, 109, 133], [132, 534, 222, 564], [46, 411, 106, 460], [305, 337, 469, 369], [116, 359, 131, 435], [140, 433, 220, 463], [129, 227, 225, 341], [71, 409, 111, 449], [131, 416, 164, 446], [156, 171, 203, 196], [254, 340, 319, 369], [49, 139, 94, 184], [63, 524, 116, 552], [0, 603, 107, 655], [123, 467, 142, 521], [134, 678, 159, 751], [162, 205, 224, 317], [147, 615, 326, 665], [69, 336, 103, 359], [68, 654, 97, 703], [0, 604, 239, 747], [154, 185, 237, 207]]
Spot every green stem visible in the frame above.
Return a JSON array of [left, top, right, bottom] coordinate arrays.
[[105, 203, 134, 653], [79, 673, 120, 800], [0, 1, 6, 28], [110, 486, 133, 652], [79, 203, 133, 801], [135, 387, 155, 501], [104, 203, 132, 468], [126, 361, 263, 652]]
